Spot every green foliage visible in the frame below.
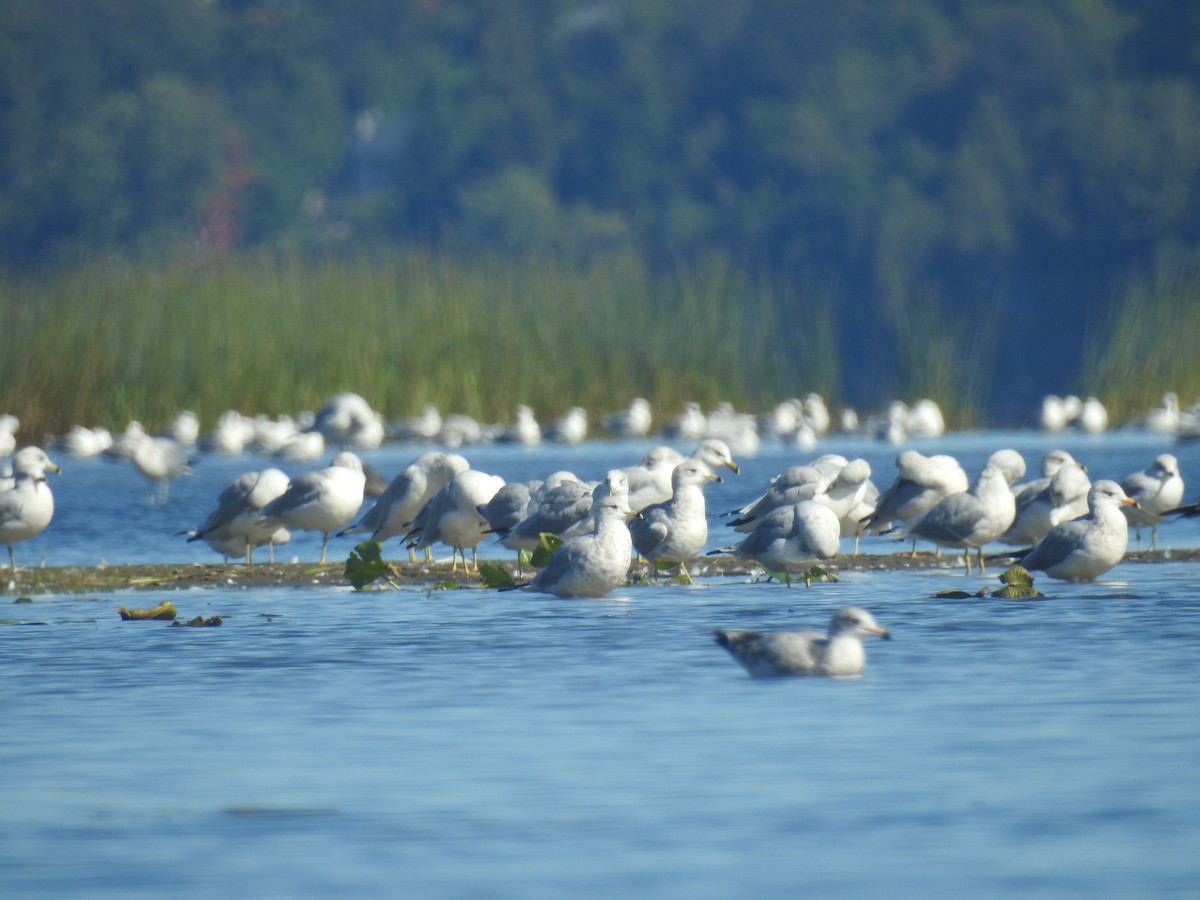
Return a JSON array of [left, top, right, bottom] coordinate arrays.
[[478, 564, 517, 589], [529, 533, 564, 570], [345, 541, 396, 591]]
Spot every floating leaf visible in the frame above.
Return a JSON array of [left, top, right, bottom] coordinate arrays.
[[170, 615, 223, 627], [345, 541, 388, 591], [530, 533, 563, 568], [117, 600, 177, 621], [995, 564, 1043, 599], [428, 579, 458, 594], [999, 565, 1034, 587], [14, 597, 32, 604], [479, 563, 517, 589]]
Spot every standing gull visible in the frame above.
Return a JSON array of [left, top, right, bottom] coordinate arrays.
[[1120, 453, 1184, 550], [0, 447, 61, 571], [713, 607, 890, 678], [631, 459, 720, 583], [188, 468, 292, 563], [894, 461, 1016, 574], [711, 499, 841, 586], [404, 469, 505, 572], [861, 450, 969, 544], [1020, 480, 1138, 581], [259, 452, 366, 564]]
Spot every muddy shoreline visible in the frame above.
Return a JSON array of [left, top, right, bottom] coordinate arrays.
[[4, 549, 1195, 595]]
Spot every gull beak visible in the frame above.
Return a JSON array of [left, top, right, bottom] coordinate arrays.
[[726, 461, 740, 475], [1123, 497, 1139, 509], [48, 462, 62, 475], [873, 627, 892, 641]]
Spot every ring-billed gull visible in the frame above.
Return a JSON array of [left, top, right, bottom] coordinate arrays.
[[602, 397, 652, 438], [526, 476, 636, 598], [404, 469, 505, 572], [497, 404, 542, 446], [310, 392, 385, 450], [498, 473, 595, 552], [1002, 450, 1081, 545], [0, 414, 19, 458], [128, 433, 190, 504], [1, 447, 61, 571], [1019, 480, 1137, 581], [546, 406, 588, 444], [623, 446, 685, 511], [711, 499, 841, 586], [861, 450, 969, 535], [259, 452, 366, 564], [1120, 453, 1184, 550], [631, 459, 720, 583], [339, 452, 470, 557], [188, 468, 292, 563], [894, 461, 1016, 574], [713, 607, 890, 678], [1004, 457, 1092, 545]]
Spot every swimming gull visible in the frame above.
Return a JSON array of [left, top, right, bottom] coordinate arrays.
[[894, 461, 1016, 574], [1120, 453, 1184, 550], [1019, 480, 1138, 581], [713, 606, 890, 678], [631, 459, 720, 583], [0, 447, 61, 571], [711, 499, 841, 586], [259, 452, 366, 564]]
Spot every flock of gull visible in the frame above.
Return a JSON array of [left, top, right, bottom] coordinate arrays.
[[2, 391, 1196, 676]]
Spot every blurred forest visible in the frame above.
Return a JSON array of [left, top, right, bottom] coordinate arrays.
[[2, 0, 1199, 419]]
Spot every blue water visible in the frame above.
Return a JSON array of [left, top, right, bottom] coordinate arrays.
[[3, 431, 1200, 897]]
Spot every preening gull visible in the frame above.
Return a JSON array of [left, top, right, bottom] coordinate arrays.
[[713, 607, 890, 678], [861, 450, 969, 535], [188, 468, 292, 563], [631, 459, 720, 582], [259, 452, 366, 564], [1120, 453, 1184, 550], [339, 452, 470, 557], [0, 447, 61, 571], [1019, 480, 1137, 581], [526, 476, 636, 598]]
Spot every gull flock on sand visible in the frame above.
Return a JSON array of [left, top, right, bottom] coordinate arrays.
[[2, 390, 1196, 678]]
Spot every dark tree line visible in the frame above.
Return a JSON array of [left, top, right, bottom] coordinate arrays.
[[3, 0, 1198, 413]]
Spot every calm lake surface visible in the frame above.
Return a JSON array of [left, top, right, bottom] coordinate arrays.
[[3, 431, 1200, 897]]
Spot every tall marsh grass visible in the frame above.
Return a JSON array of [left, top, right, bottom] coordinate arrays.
[[1080, 256, 1200, 422], [1, 252, 844, 437]]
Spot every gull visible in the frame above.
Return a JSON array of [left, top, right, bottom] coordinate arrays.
[[711, 499, 841, 586], [623, 446, 685, 511], [526, 476, 636, 598], [188, 468, 292, 563], [1002, 450, 1081, 545], [713, 607, 890, 678], [894, 461, 1016, 574], [1004, 459, 1092, 545], [0, 447, 61, 571], [404, 469, 505, 572], [60, 425, 113, 460], [1047, 462, 1092, 525], [664, 402, 706, 440], [499, 474, 595, 553], [602, 397, 652, 438], [339, 451, 469, 557], [310, 392, 384, 450], [861, 450, 969, 539], [0, 414, 18, 458], [259, 452, 366, 564], [1142, 391, 1181, 433], [631, 460, 720, 582], [1020, 480, 1138, 581], [1120, 453, 1185, 550], [128, 433, 190, 504], [546, 406, 588, 444], [498, 404, 542, 446]]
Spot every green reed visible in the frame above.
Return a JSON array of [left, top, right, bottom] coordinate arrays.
[[1079, 256, 1200, 422], [1, 251, 840, 437]]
